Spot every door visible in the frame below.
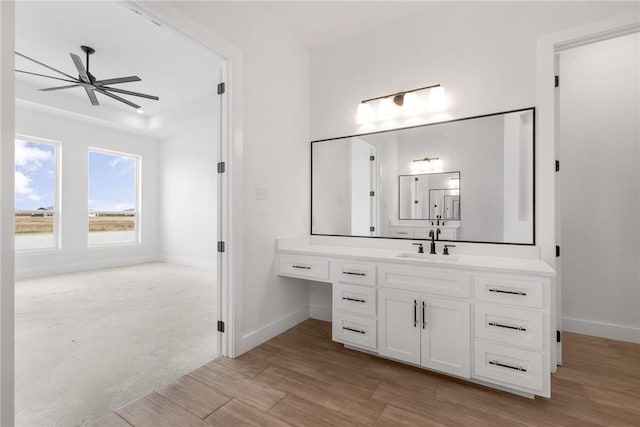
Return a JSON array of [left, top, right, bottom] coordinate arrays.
[[350, 139, 377, 236], [378, 289, 421, 364], [420, 296, 470, 378]]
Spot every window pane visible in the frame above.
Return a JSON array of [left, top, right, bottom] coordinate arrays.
[[88, 151, 138, 245], [15, 139, 57, 250]]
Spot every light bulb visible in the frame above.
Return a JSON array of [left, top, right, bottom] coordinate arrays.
[[428, 86, 446, 111], [136, 108, 145, 114], [402, 92, 421, 116], [356, 102, 374, 124], [378, 97, 398, 121]]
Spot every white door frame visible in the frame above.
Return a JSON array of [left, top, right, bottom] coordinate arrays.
[[119, 1, 243, 359], [537, 11, 640, 368], [0, 2, 245, 423]]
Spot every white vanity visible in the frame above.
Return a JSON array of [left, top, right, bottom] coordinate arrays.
[[276, 237, 555, 398]]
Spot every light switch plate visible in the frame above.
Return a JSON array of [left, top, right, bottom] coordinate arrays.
[[255, 188, 268, 200]]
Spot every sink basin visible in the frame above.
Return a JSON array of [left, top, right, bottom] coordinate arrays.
[[397, 252, 459, 262]]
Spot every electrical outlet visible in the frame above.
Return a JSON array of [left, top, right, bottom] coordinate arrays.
[[255, 188, 268, 200]]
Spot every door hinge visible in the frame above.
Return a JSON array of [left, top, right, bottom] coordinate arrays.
[[555, 160, 560, 172], [556, 330, 561, 343], [555, 75, 559, 88], [217, 241, 226, 253], [369, 191, 375, 197], [217, 162, 226, 173], [217, 82, 226, 95], [369, 155, 375, 161], [556, 245, 560, 257], [369, 226, 375, 232], [217, 321, 225, 333]]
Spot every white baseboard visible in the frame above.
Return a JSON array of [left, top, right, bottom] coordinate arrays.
[[563, 316, 640, 343], [310, 306, 332, 322], [15, 255, 162, 280], [239, 305, 310, 356], [162, 255, 217, 270]]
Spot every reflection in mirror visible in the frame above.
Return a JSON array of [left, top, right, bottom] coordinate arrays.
[[398, 172, 460, 220], [311, 108, 534, 245]]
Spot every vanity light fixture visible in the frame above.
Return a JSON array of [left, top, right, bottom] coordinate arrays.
[[412, 156, 439, 163], [355, 84, 445, 124]]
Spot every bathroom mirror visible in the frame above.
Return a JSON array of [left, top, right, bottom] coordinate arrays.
[[311, 107, 535, 245], [398, 172, 460, 220]]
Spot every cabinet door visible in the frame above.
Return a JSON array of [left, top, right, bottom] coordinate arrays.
[[378, 289, 421, 364], [420, 297, 470, 378]]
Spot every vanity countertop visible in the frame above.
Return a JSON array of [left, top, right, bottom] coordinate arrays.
[[276, 238, 555, 277]]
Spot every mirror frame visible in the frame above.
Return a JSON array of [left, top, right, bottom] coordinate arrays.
[[310, 107, 536, 246]]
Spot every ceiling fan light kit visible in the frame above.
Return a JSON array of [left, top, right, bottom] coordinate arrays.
[[15, 45, 159, 111]]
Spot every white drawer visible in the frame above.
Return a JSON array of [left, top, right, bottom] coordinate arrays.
[[331, 261, 376, 286], [333, 283, 376, 317], [473, 340, 544, 392], [475, 303, 544, 350], [278, 255, 329, 281], [475, 274, 546, 309], [413, 228, 433, 239], [333, 312, 377, 350], [378, 265, 471, 298], [439, 228, 456, 240], [390, 227, 414, 238]]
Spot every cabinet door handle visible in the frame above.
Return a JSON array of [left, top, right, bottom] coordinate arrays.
[[292, 265, 311, 270], [488, 321, 527, 332], [413, 300, 417, 328], [342, 297, 366, 303], [342, 271, 366, 277], [488, 288, 527, 296], [343, 326, 366, 335], [489, 360, 527, 372], [422, 301, 426, 329], [397, 232, 409, 235]]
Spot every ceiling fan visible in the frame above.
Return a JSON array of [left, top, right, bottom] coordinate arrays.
[[15, 45, 159, 112]]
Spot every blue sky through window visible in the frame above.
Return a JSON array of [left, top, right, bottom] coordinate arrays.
[[88, 151, 136, 212], [15, 140, 56, 211]]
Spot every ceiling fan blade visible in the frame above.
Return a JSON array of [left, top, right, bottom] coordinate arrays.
[[95, 88, 141, 110], [101, 86, 159, 101], [39, 84, 80, 92], [16, 69, 79, 84], [70, 53, 90, 83], [15, 51, 78, 81], [84, 87, 99, 106], [95, 76, 141, 85]]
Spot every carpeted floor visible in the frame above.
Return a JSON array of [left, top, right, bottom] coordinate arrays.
[[15, 262, 218, 427]]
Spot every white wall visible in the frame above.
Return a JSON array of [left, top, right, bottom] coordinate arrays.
[[0, 2, 15, 423], [14, 107, 161, 279], [559, 33, 640, 342], [308, 1, 639, 319], [159, 113, 218, 270], [169, 2, 311, 354]]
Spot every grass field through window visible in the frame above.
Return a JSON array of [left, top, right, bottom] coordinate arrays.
[[15, 215, 135, 234]]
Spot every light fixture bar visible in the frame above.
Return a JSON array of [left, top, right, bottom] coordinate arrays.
[[361, 84, 441, 104], [413, 157, 439, 163]]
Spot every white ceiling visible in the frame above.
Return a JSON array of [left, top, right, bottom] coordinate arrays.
[[15, 1, 221, 126], [260, 1, 442, 49]]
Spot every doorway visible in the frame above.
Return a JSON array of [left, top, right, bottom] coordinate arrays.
[[556, 32, 640, 347], [12, 1, 230, 425]]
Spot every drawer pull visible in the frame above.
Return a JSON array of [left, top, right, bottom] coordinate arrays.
[[342, 297, 366, 303], [413, 299, 418, 327], [396, 232, 409, 235], [488, 288, 527, 296], [342, 271, 366, 277], [292, 265, 311, 270], [489, 360, 527, 372], [488, 322, 527, 332], [343, 326, 366, 335], [422, 301, 426, 329]]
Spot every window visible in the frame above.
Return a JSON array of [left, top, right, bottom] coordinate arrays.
[[15, 137, 60, 251], [88, 149, 139, 245]]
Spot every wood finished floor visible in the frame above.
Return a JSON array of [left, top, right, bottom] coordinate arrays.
[[89, 319, 640, 427]]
